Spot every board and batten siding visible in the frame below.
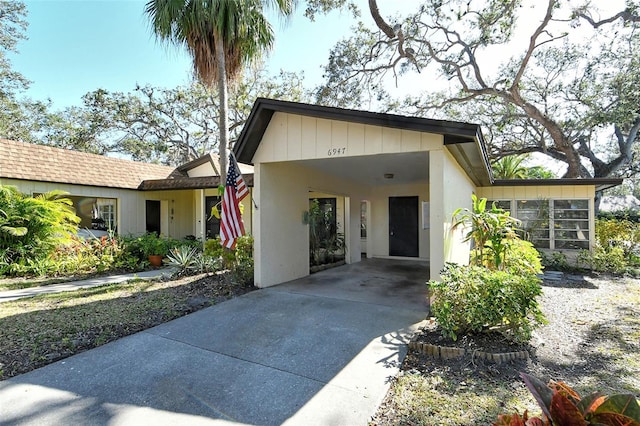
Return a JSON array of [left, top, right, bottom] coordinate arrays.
[[253, 112, 443, 163], [476, 185, 594, 201], [477, 184, 596, 253]]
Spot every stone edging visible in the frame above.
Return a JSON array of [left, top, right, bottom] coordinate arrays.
[[408, 341, 529, 364]]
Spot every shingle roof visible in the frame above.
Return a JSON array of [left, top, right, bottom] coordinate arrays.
[[0, 139, 176, 189]]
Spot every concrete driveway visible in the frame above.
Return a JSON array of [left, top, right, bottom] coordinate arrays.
[[0, 259, 429, 426]]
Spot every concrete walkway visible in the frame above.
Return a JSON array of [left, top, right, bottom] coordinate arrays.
[[0, 268, 174, 303], [0, 258, 429, 425]]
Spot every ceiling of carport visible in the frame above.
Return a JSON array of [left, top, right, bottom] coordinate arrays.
[[297, 151, 429, 186]]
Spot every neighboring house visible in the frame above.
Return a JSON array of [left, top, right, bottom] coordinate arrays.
[[0, 139, 254, 240], [234, 98, 622, 287]]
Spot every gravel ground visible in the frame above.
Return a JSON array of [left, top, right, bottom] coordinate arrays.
[[371, 272, 640, 425]]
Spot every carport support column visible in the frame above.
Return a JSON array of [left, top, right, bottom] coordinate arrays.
[[252, 162, 309, 288], [429, 151, 446, 281]]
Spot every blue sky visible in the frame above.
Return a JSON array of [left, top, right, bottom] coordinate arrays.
[[8, 0, 422, 109]]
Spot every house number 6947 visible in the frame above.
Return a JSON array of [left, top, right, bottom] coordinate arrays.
[[328, 147, 346, 156]]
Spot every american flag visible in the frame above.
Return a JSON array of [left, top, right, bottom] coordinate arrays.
[[220, 153, 248, 249]]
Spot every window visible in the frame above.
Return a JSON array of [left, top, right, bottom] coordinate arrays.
[[552, 199, 589, 250], [360, 201, 367, 238], [488, 198, 590, 250], [97, 201, 116, 230], [517, 200, 550, 249]]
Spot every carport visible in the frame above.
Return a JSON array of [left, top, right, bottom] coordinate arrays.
[[234, 98, 492, 288]]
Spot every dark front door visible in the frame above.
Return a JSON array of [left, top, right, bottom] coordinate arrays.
[[205, 196, 221, 239], [145, 200, 161, 235], [389, 196, 419, 257]]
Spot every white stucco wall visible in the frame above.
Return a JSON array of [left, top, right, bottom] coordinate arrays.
[[2, 179, 200, 239], [367, 183, 430, 259], [253, 162, 310, 287], [252, 162, 371, 287], [429, 149, 477, 280]]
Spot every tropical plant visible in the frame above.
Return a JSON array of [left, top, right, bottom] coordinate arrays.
[[204, 235, 253, 285], [576, 218, 640, 273], [451, 194, 521, 270], [495, 372, 640, 426], [0, 185, 80, 274], [429, 263, 545, 344], [145, 0, 295, 179], [492, 155, 529, 179], [166, 245, 199, 276], [491, 155, 556, 180]]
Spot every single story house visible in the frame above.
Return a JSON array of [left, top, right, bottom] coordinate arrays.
[[1, 98, 622, 287], [233, 98, 621, 287], [0, 139, 254, 240]]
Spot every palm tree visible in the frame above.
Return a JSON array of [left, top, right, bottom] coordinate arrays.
[[492, 155, 528, 179], [144, 0, 295, 180]]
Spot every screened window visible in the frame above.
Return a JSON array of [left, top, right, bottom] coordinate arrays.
[[516, 200, 551, 249], [489, 198, 590, 250], [552, 199, 589, 250]]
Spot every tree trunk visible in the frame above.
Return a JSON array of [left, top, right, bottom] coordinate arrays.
[[215, 36, 229, 184], [368, 0, 395, 38], [508, 93, 584, 177]]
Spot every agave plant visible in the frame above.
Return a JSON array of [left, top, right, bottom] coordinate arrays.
[[494, 372, 640, 426], [166, 245, 198, 276]]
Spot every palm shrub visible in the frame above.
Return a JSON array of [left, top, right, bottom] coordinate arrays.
[[430, 195, 545, 343], [452, 194, 521, 270], [0, 186, 80, 276]]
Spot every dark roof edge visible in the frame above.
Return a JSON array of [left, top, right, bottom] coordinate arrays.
[[234, 98, 485, 164], [138, 174, 254, 191], [490, 178, 623, 192], [176, 153, 213, 172]]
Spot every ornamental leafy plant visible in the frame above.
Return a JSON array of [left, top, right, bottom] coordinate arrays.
[[494, 372, 640, 426], [430, 195, 545, 343], [0, 185, 80, 275], [451, 194, 522, 271]]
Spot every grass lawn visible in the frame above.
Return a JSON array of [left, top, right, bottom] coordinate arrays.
[[0, 273, 253, 380]]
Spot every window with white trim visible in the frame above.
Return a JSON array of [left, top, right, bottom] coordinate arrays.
[[96, 198, 116, 231], [488, 198, 590, 250]]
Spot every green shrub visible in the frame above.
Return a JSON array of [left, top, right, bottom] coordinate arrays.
[[0, 186, 80, 276], [429, 263, 546, 344], [573, 218, 640, 273], [204, 237, 235, 267], [204, 235, 254, 286], [577, 246, 627, 273], [539, 250, 571, 271]]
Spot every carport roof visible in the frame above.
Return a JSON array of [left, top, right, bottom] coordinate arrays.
[[234, 98, 494, 186]]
